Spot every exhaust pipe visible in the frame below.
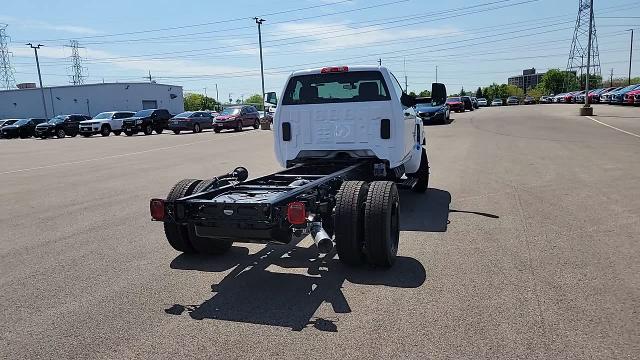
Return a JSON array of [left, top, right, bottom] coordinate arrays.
[[310, 223, 333, 254]]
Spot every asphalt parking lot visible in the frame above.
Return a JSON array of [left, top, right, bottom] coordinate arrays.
[[1, 104, 639, 359]]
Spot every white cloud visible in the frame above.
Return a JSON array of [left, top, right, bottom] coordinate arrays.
[[273, 21, 460, 53], [0, 15, 99, 35]]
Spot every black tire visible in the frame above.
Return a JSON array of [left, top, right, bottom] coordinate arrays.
[[40, 135, 47, 139], [193, 178, 217, 193], [253, 119, 259, 129], [234, 120, 243, 132], [214, 128, 221, 133], [407, 148, 429, 193], [155, 127, 164, 134], [124, 130, 134, 136], [189, 234, 233, 255], [81, 134, 92, 138], [113, 130, 122, 136], [193, 123, 200, 133], [173, 130, 181, 135], [56, 129, 66, 138], [334, 181, 369, 266], [143, 124, 153, 135], [101, 125, 111, 137], [364, 181, 400, 268], [189, 176, 233, 254], [163, 179, 202, 253]]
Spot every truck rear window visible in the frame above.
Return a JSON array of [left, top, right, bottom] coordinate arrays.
[[282, 71, 391, 105]]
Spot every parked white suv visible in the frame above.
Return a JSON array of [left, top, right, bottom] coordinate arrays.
[[274, 65, 444, 191], [79, 111, 135, 137]]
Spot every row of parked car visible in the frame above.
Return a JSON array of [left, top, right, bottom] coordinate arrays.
[[538, 84, 640, 105], [0, 105, 264, 139]]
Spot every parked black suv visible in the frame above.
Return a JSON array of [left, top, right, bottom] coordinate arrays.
[[35, 114, 92, 139], [122, 109, 172, 136], [461, 96, 474, 111], [1, 118, 48, 138]]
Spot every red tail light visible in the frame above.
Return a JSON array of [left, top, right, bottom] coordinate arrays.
[[321, 66, 349, 74], [287, 201, 307, 225], [150, 199, 165, 221]]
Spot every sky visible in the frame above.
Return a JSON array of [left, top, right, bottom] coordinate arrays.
[[1, 0, 638, 100]]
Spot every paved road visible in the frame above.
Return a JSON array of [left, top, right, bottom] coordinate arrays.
[[1, 104, 638, 359]]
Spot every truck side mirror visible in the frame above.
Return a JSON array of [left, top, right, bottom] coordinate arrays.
[[431, 82, 447, 106], [265, 91, 278, 105], [400, 92, 417, 108]]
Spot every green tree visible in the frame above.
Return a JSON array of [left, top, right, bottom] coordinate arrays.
[[540, 68, 579, 94], [245, 94, 263, 106], [506, 85, 524, 97], [459, 87, 466, 96], [527, 84, 546, 99], [184, 92, 219, 111], [418, 89, 431, 97], [408, 91, 417, 97], [475, 87, 483, 98]]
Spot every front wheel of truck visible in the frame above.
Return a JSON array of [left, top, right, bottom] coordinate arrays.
[[163, 179, 202, 253], [407, 148, 429, 193]]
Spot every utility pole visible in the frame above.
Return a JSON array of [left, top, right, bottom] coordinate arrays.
[[610, 68, 614, 86], [203, 87, 208, 109], [254, 17, 266, 111], [215, 83, 219, 103], [26, 43, 48, 118], [147, 70, 152, 83], [435, 65, 438, 83], [378, 58, 382, 66], [581, 0, 594, 115], [403, 57, 408, 92], [627, 29, 634, 86]]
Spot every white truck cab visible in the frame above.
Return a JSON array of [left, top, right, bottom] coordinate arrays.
[[273, 66, 438, 175]]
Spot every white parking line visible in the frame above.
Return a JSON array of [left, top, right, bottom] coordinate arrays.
[[0, 132, 253, 175], [586, 116, 640, 139]]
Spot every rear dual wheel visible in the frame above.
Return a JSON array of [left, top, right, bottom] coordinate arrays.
[[334, 181, 400, 268], [163, 178, 232, 255]]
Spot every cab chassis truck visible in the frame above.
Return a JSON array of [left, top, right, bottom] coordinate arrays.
[[150, 66, 446, 268]]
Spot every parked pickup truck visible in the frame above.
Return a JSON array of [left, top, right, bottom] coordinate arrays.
[[79, 111, 135, 137], [150, 65, 446, 269], [121, 109, 172, 136]]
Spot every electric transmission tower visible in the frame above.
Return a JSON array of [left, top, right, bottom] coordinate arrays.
[[0, 24, 16, 90], [565, 0, 601, 91], [67, 40, 86, 85]]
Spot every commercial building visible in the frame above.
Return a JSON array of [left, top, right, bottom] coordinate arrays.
[[508, 68, 545, 91], [0, 82, 184, 119]]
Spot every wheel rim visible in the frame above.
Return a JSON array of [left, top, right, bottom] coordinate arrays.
[[195, 124, 200, 132], [146, 125, 152, 134], [57, 130, 65, 137], [102, 128, 109, 135]]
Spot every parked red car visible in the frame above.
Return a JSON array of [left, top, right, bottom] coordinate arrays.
[[213, 105, 261, 133], [446, 97, 465, 112], [623, 89, 640, 105]]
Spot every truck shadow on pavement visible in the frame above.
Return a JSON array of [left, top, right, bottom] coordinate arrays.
[[400, 188, 451, 232], [166, 240, 426, 332]]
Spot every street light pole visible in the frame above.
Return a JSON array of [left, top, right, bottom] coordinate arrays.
[[628, 29, 634, 86], [26, 43, 48, 118], [254, 17, 266, 111]]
